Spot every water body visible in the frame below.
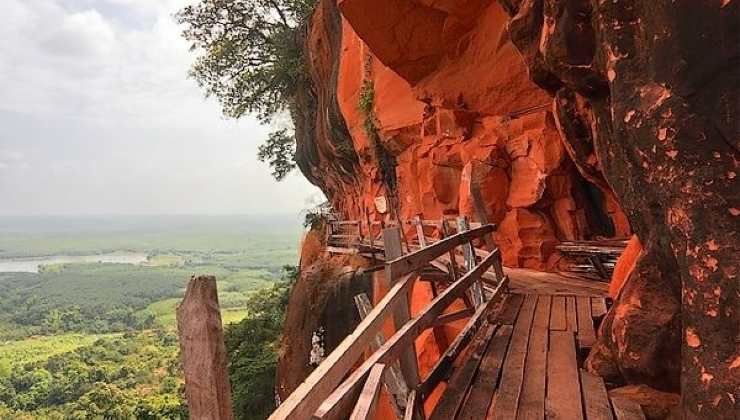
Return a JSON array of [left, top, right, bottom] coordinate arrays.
[[0, 253, 149, 273]]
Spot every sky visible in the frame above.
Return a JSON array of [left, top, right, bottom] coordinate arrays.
[[0, 0, 323, 215]]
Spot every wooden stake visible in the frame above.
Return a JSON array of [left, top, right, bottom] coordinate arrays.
[[176, 275, 234, 420]]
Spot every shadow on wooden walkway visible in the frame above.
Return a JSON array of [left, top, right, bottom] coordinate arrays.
[[431, 293, 646, 420]]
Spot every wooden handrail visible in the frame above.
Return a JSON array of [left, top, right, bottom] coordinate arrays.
[[385, 224, 495, 280], [268, 274, 414, 420], [418, 278, 508, 399], [314, 250, 501, 420], [275, 221, 503, 420]]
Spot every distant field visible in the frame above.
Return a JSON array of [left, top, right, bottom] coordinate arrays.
[[143, 297, 249, 327], [0, 333, 115, 368], [0, 215, 302, 338], [0, 214, 303, 258]]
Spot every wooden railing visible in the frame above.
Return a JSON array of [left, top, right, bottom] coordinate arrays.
[[269, 223, 507, 420]]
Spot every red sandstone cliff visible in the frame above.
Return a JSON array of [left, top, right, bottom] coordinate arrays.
[[280, 1, 738, 419]]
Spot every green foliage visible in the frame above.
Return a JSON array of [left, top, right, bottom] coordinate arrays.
[[301, 201, 332, 228], [177, 0, 317, 180], [225, 265, 297, 420], [357, 79, 375, 119], [0, 265, 191, 336], [0, 334, 108, 370], [0, 216, 303, 419], [0, 216, 302, 338], [357, 76, 398, 193], [177, 0, 315, 121], [0, 332, 186, 418], [257, 128, 297, 181]]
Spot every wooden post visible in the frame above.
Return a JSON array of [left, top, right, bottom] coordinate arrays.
[[440, 219, 477, 309], [458, 216, 484, 307], [470, 182, 496, 251], [176, 275, 234, 420], [383, 227, 420, 388], [355, 294, 408, 418], [440, 220, 460, 282], [413, 216, 427, 248], [469, 185, 505, 284]]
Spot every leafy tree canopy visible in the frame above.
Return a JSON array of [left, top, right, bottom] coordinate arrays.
[[224, 265, 297, 420], [177, 0, 317, 180]]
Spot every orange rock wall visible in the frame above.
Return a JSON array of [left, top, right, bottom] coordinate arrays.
[[328, 4, 632, 414], [333, 0, 629, 270]]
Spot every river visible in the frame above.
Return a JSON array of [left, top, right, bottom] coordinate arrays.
[[0, 253, 149, 273]]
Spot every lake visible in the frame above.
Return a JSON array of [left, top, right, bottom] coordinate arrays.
[[0, 252, 150, 273]]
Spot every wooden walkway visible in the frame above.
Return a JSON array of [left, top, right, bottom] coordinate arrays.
[[428, 292, 646, 420], [268, 216, 637, 420]]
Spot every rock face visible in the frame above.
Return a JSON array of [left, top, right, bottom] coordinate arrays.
[[498, 0, 738, 417], [318, 0, 629, 270], [279, 1, 738, 418]]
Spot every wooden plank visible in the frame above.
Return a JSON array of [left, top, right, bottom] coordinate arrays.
[[591, 297, 608, 319], [580, 369, 614, 420], [498, 294, 524, 325], [566, 296, 578, 332], [402, 390, 424, 420], [384, 227, 421, 389], [315, 253, 505, 420], [429, 324, 497, 420], [589, 255, 610, 279], [431, 308, 475, 327], [326, 246, 359, 255], [349, 364, 386, 420], [488, 294, 538, 420], [330, 234, 361, 239], [516, 296, 551, 420], [418, 282, 506, 399], [504, 267, 609, 297], [577, 296, 596, 349], [546, 331, 584, 420], [456, 325, 513, 420], [550, 296, 567, 331], [354, 294, 408, 416], [610, 397, 646, 420], [385, 224, 495, 280], [268, 275, 414, 420], [332, 220, 362, 226]]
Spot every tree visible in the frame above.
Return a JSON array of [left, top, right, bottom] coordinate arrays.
[[177, 0, 317, 180], [224, 266, 296, 420], [70, 383, 134, 419]]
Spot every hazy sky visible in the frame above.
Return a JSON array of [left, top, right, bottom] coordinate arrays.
[[0, 0, 323, 215]]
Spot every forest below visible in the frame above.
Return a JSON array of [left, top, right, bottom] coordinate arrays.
[[0, 215, 301, 419]]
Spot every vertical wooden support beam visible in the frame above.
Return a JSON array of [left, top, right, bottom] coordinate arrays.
[[349, 364, 387, 420], [440, 219, 460, 282], [325, 219, 333, 246], [403, 390, 425, 420], [470, 182, 496, 250], [458, 216, 484, 307], [440, 219, 476, 309], [354, 294, 408, 417], [470, 182, 506, 284], [176, 275, 234, 420], [413, 216, 427, 247], [383, 227, 420, 388]]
